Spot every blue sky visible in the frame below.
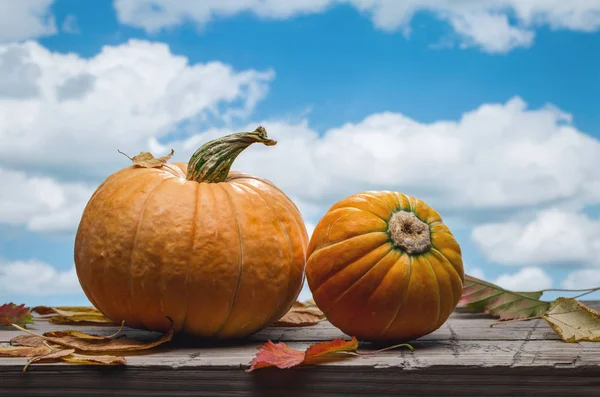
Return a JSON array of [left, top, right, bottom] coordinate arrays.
[[2, 0, 600, 306]]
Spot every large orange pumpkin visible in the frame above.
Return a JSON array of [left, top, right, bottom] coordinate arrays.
[[74, 127, 308, 339], [306, 191, 464, 342]]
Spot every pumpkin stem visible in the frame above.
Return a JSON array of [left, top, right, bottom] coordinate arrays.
[[388, 211, 432, 255], [186, 126, 276, 183]]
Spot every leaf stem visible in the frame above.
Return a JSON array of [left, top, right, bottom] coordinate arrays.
[[116, 149, 134, 161], [572, 287, 600, 300], [358, 343, 414, 355], [490, 316, 542, 327], [539, 286, 600, 293]]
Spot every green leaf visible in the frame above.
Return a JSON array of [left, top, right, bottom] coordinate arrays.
[[460, 275, 550, 320], [0, 303, 34, 326]]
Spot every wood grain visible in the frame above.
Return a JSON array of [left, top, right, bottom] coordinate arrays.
[[1, 301, 599, 396]]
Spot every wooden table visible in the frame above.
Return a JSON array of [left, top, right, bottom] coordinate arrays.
[[1, 302, 599, 396]]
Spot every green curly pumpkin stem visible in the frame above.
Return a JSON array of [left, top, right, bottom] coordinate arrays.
[[186, 126, 276, 183]]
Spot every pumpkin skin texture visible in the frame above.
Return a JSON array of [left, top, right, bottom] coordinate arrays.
[[74, 127, 308, 339], [305, 191, 464, 342]]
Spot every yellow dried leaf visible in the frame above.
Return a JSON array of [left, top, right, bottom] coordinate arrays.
[[31, 305, 117, 325], [542, 297, 600, 343], [118, 149, 174, 168], [62, 353, 126, 366], [23, 348, 76, 371], [44, 330, 113, 341], [49, 314, 116, 324], [272, 301, 326, 327], [32, 306, 99, 315], [10, 335, 46, 347], [0, 345, 51, 357], [41, 325, 173, 352]]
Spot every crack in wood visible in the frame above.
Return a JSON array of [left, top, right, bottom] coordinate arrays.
[[511, 319, 539, 366], [446, 322, 461, 358]]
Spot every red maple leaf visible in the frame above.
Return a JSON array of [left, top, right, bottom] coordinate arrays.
[[0, 303, 33, 326], [247, 337, 359, 371]]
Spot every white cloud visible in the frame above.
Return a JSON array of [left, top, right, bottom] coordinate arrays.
[[562, 269, 600, 290], [494, 267, 553, 291], [61, 14, 79, 34], [0, 0, 56, 42], [113, 0, 600, 53], [0, 167, 93, 232], [472, 209, 600, 267], [0, 40, 274, 179], [168, 97, 600, 227], [0, 260, 80, 296], [466, 266, 485, 280]]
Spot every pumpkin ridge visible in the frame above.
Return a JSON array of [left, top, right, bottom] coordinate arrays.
[[335, 205, 388, 222], [429, 249, 464, 312], [430, 247, 463, 285], [331, 248, 395, 306], [422, 254, 442, 332], [212, 183, 244, 338], [237, 182, 295, 326], [180, 181, 200, 334], [310, 241, 391, 298], [381, 254, 413, 336], [127, 177, 172, 329], [310, 231, 389, 257], [427, 253, 457, 320], [361, 193, 395, 215], [325, 210, 388, 246], [360, 251, 403, 306], [75, 170, 153, 311]]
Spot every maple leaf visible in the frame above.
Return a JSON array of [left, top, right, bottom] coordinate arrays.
[[118, 149, 174, 168], [304, 337, 360, 364], [460, 274, 550, 320], [272, 302, 326, 327], [247, 336, 412, 371], [542, 297, 600, 343], [0, 303, 33, 326], [248, 341, 305, 371], [31, 306, 116, 325]]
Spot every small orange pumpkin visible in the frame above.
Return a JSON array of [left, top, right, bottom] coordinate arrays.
[[75, 127, 308, 339], [305, 191, 464, 342]]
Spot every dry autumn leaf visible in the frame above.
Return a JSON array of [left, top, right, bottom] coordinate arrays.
[[542, 298, 600, 343], [22, 345, 126, 372], [118, 149, 174, 168], [0, 303, 33, 326], [31, 305, 117, 325], [303, 337, 359, 364], [460, 274, 550, 320], [11, 323, 174, 353], [248, 337, 412, 371], [272, 302, 326, 327], [248, 341, 305, 371], [4, 321, 172, 371]]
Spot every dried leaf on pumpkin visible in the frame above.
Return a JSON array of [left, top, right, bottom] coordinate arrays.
[[272, 302, 325, 327], [460, 274, 550, 320], [0, 303, 33, 326], [118, 149, 174, 168], [542, 298, 600, 343]]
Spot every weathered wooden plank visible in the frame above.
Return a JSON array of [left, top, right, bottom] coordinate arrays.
[[1, 366, 599, 397], [1, 300, 598, 396]]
